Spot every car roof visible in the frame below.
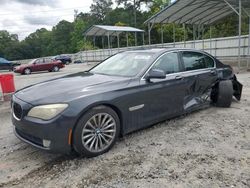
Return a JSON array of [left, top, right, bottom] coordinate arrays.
[[123, 48, 206, 55]]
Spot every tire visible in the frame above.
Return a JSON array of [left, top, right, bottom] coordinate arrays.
[[23, 68, 31, 75], [73, 106, 120, 157], [213, 80, 233, 107], [53, 66, 59, 72]]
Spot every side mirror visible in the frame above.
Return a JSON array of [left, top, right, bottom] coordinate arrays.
[[145, 69, 166, 82]]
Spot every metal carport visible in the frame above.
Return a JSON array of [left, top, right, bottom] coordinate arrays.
[[144, 0, 250, 68], [83, 25, 145, 49]]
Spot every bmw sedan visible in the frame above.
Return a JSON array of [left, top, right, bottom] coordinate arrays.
[[12, 48, 242, 157]]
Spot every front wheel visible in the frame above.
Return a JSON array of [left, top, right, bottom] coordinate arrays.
[[73, 106, 120, 157], [23, 68, 31, 75], [53, 66, 59, 72]]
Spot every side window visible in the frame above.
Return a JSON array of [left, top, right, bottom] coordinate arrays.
[[35, 59, 41, 64], [152, 52, 179, 74], [182, 51, 214, 71], [203, 55, 214, 68]]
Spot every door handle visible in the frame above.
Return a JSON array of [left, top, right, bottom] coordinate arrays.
[[175, 75, 183, 80], [210, 70, 216, 75]]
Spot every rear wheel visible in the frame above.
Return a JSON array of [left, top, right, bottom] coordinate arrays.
[[53, 66, 59, 72], [73, 106, 120, 157], [23, 68, 31, 75], [212, 80, 233, 107]]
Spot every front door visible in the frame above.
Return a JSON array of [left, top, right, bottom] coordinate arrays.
[[124, 51, 187, 133]]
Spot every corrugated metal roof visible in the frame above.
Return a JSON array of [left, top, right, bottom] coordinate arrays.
[[84, 25, 145, 36], [145, 0, 250, 25]]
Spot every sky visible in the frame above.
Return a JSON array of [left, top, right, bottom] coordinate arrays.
[[0, 0, 93, 40]]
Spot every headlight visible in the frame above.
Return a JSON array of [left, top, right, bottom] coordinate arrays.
[[27, 104, 68, 120]]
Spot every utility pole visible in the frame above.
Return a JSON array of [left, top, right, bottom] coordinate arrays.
[[134, 0, 137, 27], [74, 9, 78, 21]]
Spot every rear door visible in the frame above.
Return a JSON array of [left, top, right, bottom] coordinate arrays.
[[180, 51, 217, 111], [43, 59, 53, 71]]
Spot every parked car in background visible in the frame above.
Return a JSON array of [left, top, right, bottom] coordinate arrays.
[[14, 58, 65, 75], [53, 55, 72, 65], [0, 57, 20, 71], [74, 60, 85, 64]]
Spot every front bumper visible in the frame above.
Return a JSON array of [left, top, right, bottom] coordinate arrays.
[[13, 69, 22, 73], [12, 95, 74, 154]]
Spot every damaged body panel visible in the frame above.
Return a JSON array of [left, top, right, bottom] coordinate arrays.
[[12, 48, 243, 155]]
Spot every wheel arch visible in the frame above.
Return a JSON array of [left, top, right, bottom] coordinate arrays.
[[70, 102, 124, 148]]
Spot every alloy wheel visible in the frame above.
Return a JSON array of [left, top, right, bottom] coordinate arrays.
[[24, 68, 31, 74], [81, 113, 116, 153], [53, 66, 59, 72]]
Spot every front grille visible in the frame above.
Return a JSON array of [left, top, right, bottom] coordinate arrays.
[[15, 128, 43, 147], [13, 102, 22, 120]]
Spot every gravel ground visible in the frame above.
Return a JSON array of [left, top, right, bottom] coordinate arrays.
[[0, 65, 249, 188]]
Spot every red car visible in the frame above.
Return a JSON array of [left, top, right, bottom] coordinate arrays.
[[14, 58, 65, 75]]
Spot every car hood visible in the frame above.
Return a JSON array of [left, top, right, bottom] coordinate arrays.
[[15, 72, 131, 105], [15, 64, 29, 69]]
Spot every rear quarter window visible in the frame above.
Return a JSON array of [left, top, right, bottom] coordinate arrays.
[[182, 51, 214, 71]]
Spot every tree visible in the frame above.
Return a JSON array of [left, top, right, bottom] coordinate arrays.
[[90, 0, 113, 21], [22, 28, 52, 58], [0, 30, 19, 59], [115, 0, 153, 27], [71, 19, 87, 52], [49, 20, 74, 55]]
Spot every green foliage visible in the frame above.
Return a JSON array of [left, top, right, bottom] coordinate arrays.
[[90, 0, 113, 21]]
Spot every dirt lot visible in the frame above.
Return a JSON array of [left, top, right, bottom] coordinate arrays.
[[0, 64, 249, 188]]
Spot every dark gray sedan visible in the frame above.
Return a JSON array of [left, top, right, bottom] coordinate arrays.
[[12, 48, 242, 157]]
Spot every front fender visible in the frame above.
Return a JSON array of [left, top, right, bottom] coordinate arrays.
[[232, 75, 242, 101]]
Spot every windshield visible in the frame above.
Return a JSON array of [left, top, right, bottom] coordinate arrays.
[[0, 58, 9, 63], [29, 59, 37, 64], [90, 52, 153, 77]]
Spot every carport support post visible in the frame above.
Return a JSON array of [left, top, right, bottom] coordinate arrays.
[[107, 32, 111, 55], [142, 32, 145, 46], [148, 23, 151, 45], [202, 25, 205, 50], [183, 24, 186, 48], [247, 17, 250, 68], [193, 25, 196, 48], [102, 36, 104, 49], [238, 0, 242, 69], [173, 24, 176, 47], [126, 32, 129, 47], [93, 36, 96, 49], [117, 33, 120, 50], [134, 32, 137, 46], [210, 26, 212, 54], [161, 24, 164, 46]]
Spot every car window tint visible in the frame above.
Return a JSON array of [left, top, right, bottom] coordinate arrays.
[[182, 51, 214, 71], [152, 52, 179, 74], [203, 55, 214, 68]]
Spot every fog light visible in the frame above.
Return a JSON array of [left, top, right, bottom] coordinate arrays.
[[43, 139, 51, 148]]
